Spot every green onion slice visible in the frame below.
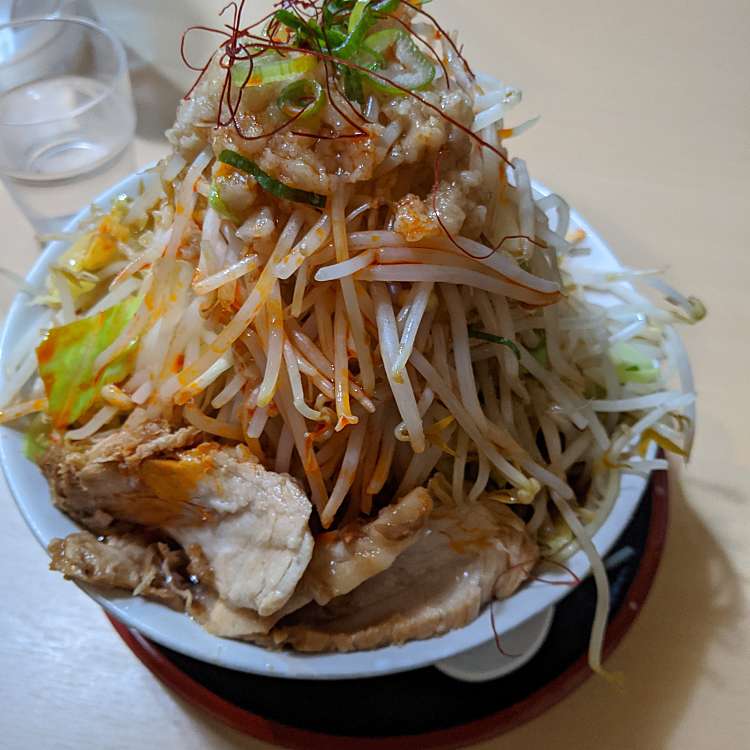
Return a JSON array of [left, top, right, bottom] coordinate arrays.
[[363, 28, 435, 92], [372, 0, 400, 14], [323, 0, 356, 27], [325, 25, 348, 47], [231, 52, 316, 88], [341, 66, 365, 103], [365, 28, 401, 53], [347, 0, 371, 33], [277, 79, 326, 120], [332, 1, 376, 58], [218, 149, 327, 209], [272, 9, 322, 46], [467, 327, 521, 360], [208, 180, 238, 222]]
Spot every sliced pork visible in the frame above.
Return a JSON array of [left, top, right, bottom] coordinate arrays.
[[270, 501, 538, 652], [301, 487, 433, 606], [164, 444, 313, 617], [43, 423, 538, 652], [198, 487, 433, 639], [43, 434, 314, 618], [48, 531, 190, 610], [41, 420, 201, 531]]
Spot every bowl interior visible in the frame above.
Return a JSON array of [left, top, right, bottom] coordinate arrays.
[[0, 169, 652, 679]]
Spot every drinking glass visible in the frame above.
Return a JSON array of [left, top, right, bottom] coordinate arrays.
[[0, 16, 136, 235], [0, 0, 64, 23]]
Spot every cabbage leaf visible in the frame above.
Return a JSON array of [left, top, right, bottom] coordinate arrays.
[[36, 296, 140, 428]]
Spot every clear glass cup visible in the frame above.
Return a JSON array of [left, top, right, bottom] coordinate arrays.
[[0, 16, 136, 235], [0, 0, 66, 23]]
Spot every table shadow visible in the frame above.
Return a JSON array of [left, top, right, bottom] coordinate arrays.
[[621, 466, 746, 744], [499, 464, 746, 750], [78, 0, 186, 144], [127, 50, 186, 144]]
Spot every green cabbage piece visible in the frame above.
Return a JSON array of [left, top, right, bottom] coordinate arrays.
[[609, 341, 659, 384], [36, 296, 140, 429]]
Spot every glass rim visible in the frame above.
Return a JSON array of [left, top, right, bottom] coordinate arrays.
[[0, 15, 129, 128]]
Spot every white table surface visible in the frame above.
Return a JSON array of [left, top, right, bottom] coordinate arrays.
[[1, 2, 749, 748]]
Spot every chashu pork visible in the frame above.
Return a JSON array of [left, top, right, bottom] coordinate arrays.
[[268, 500, 538, 652], [197, 487, 434, 638], [49, 531, 190, 610], [159, 444, 313, 617], [43, 422, 539, 651], [42, 420, 201, 531], [296, 486, 433, 606], [43, 429, 314, 618]]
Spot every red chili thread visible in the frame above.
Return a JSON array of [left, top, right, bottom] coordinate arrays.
[[179, 2, 512, 166], [489, 600, 521, 658]]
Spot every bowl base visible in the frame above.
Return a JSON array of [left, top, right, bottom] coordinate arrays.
[[106, 469, 668, 750]]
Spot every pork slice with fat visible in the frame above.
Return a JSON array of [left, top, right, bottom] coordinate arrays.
[[43, 429, 315, 619], [162, 444, 314, 617], [269, 500, 538, 652], [301, 487, 433, 606], [41, 420, 201, 531], [48, 531, 190, 610], [198, 487, 433, 639]]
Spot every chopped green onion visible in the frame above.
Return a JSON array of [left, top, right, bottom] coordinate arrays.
[[372, 0, 400, 14], [331, 2, 376, 58], [362, 29, 436, 92], [364, 27, 400, 54], [218, 149, 327, 209], [366, 29, 404, 53], [347, 0, 371, 33], [341, 66, 365, 103], [231, 53, 316, 88], [274, 9, 307, 31], [208, 180, 238, 222], [323, 24, 348, 48], [610, 342, 660, 384], [324, 0, 356, 27], [36, 296, 141, 429], [273, 9, 319, 44], [277, 79, 326, 120], [467, 327, 521, 360], [359, 43, 386, 68]]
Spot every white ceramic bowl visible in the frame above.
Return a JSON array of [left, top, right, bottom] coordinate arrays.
[[0, 168, 653, 679]]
